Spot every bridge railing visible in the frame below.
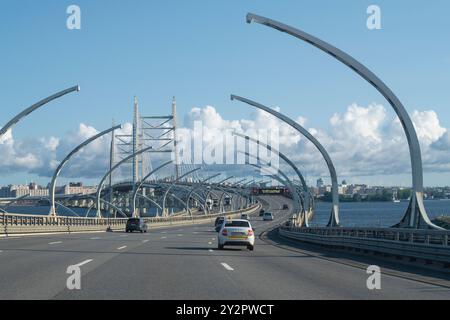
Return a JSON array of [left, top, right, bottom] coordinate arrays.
[[279, 226, 450, 264], [0, 203, 261, 235], [280, 226, 450, 246]]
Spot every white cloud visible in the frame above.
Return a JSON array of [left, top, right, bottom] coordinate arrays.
[[1, 103, 450, 185], [180, 103, 450, 181]]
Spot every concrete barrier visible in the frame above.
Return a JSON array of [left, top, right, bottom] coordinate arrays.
[[279, 226, 450, 265], [0, 204, 261, 235]]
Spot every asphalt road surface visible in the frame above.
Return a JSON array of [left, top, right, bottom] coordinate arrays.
[[1, 196, 449, 300]]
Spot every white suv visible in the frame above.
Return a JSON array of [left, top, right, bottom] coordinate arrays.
[[218, 219, 255, 251]]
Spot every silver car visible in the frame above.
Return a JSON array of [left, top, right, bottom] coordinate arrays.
[[263, 212, 274, 221]]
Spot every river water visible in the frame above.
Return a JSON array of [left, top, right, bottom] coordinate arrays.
[[311, 200, 450, 227], [3, 200, 450, 228]]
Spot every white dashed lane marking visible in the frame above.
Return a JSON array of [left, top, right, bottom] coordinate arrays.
[[74, 259, 93, 268], [48, 241, 62, 245], [221, 263, 234, 271], [117, 246, 127, 250]]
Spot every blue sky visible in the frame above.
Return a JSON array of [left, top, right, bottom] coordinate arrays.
[[1, 0, 450, 187]]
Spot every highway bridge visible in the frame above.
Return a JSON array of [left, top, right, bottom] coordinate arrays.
[[0, 196, 449, 300], [1, 12, 450, 301]]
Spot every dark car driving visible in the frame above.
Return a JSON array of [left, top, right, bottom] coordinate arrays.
[[215, 217, 225, 232], [125, 218, 148, 233]]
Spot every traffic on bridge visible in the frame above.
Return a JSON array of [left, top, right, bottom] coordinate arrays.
[[1, 1, 449, 315]]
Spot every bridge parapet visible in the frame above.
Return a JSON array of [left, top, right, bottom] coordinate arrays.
[[0, 203, 261, 235], [279, 226, 450, 266]]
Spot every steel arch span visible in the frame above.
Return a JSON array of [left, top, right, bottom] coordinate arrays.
[[49, 125, 122, 216], [96, 148, 172, 218], [245, 13, 441, 230], [0, 85, 80, 139], [233, 132, 312, 226], [161, 167, 202, 216], [132, 160, 174, 215], [231, 95, 340, 227]]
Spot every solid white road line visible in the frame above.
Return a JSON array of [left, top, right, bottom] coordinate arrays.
[[0, 236, 21, 240], [221, 263, 234, 271], [75, 259, 93, 268], [48, 241, 62, 245], [0, 230, 104, 238], [117, 246, 127, 250]]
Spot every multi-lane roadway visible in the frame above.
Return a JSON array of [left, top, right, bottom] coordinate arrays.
[[0, 196, 449, 299]]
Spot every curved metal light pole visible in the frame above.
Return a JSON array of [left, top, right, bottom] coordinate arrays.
[[131, 160, 173, 216], [231, 95, 339, 227], [218, 186, 240, 211], [232, 178, 248, 187], [234, 132, 311, 213], [95, 148, 172, 218], [240, 180, 255, 207], [49, 124, 122, 216], [162, 183, 208, 215], [186, 173, 222, 213], [0, 85, 80, 139], [230, 179, 249, 210], [215, 186, 236, 212], [128, 181, 165, 215], [250, 161, 302, 217], [137, 193, 163, 211], [161, 167, 201, 216], [200, 176, 235, 212], [169, 193, 189, 215], [267, 173, 301, 207], [245, 13, 440, 229], [241, 149, 302, 213]]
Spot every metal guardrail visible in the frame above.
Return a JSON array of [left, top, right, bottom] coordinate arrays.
[[279, 226, 450, 264], [0, 204, 261, 235]]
